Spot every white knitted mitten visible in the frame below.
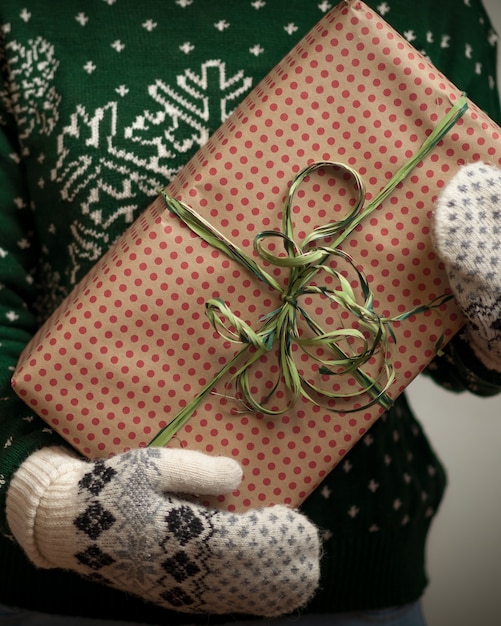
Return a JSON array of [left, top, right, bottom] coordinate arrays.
[[7, 446, 320, 616], [433, 162, 501, 371]]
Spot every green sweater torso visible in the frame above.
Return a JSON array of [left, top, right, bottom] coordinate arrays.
[[0, 0, 500, 621]]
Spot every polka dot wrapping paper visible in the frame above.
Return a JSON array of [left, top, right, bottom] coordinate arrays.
[[12, 0, 501, 511]]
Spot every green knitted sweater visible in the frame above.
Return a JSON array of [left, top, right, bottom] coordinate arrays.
[[1, 0, 500, 622]]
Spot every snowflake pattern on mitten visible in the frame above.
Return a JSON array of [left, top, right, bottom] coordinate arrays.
[[433, 162, 501, 371]]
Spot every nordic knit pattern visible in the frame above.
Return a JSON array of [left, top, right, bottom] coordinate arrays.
[[433, 163, 501, 371], [0, 0, 501, 622], [7, 447, 320, 616]]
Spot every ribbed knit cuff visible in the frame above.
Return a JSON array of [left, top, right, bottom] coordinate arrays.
[[6, 446, 82, 570]]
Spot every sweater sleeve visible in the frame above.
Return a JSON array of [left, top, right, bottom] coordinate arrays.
[[417, 0, 501, 398], [0, 61, 65, 536], [424, 331, 501, 397]]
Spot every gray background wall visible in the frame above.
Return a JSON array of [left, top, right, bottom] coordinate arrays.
[[412, 3, 501, 624]]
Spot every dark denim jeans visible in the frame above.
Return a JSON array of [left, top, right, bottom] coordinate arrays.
[[0, 601, 426, 626]]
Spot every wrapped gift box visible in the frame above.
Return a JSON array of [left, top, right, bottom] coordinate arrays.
[[12, 0, 501, 511]]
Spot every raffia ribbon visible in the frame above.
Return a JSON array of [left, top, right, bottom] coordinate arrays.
[[149, 95, 468, 447]]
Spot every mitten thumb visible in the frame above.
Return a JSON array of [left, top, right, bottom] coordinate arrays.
[[144, 446, 243, 495]]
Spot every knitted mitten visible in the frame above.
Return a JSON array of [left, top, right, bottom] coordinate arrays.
[[433, 162, 501, 372], [7, 446, 320, 616]]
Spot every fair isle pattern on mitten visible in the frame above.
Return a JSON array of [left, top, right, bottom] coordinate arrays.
[[7, 447, 320, 617], [433, 163, 501, 372], [72, 451, 319, 615]]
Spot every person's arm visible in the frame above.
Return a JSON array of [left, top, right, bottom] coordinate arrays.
[[0, 63, 61, 537], [0, 44, 320, 617], [406, 0, 501, 396]]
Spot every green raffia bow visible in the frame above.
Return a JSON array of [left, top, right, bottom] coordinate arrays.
[[149, 94, 468, 448]]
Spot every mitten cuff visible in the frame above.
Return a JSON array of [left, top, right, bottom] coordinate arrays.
[[6, 446, 83, 569]]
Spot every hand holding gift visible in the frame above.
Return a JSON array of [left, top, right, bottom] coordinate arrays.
[[6, 446, 320, 616], [433, 163, 501, 373]]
